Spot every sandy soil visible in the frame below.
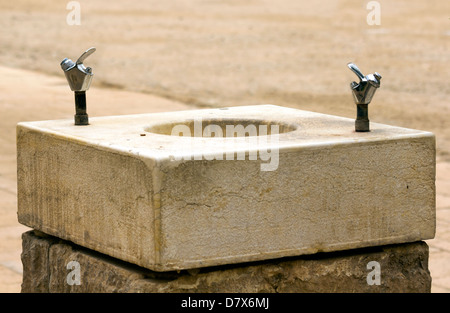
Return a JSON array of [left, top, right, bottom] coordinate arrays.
[[1, 0, 449, 292]]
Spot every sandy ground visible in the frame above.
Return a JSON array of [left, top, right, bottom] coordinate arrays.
[[1, 0, 449, 292]]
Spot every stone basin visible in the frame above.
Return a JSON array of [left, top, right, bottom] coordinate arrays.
[[16, 105, 436, 271]]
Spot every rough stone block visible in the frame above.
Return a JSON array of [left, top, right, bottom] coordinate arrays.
[[21, 230, 431, 293], [17, 105, 436, 271]]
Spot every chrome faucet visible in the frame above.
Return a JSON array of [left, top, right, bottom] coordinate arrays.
[[61, 47, 96, 125], [348, 63, 381, 132]]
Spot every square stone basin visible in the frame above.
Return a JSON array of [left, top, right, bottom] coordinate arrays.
[[17, 105, 436, 271]]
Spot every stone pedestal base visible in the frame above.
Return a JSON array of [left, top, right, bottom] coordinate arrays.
[[21, 231, 431, 293]]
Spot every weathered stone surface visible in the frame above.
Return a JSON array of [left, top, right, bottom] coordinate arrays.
[[20, 230, 53, 293], [21, 231, 431, 293], [17, 105, 436, 271]]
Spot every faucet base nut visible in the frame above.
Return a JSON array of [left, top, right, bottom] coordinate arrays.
[[355, 119, 370, 132], [74, 114, 89, 126]]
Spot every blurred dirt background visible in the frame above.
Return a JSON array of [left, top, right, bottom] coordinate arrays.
[[1, 0, 449, 292]]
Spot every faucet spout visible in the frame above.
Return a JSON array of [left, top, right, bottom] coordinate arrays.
[[348, 63, 381, 132], [61, 47, 96, 125]]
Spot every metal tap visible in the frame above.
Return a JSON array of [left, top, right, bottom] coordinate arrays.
[[61, 47, 96, 125], [348, 63, 381, 132]]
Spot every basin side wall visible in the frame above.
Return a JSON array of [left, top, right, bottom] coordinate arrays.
[[158, 134, 436, 270], [17, 125, 156, 268]]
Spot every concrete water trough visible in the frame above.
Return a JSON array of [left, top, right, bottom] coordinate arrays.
[[17, 105, 436, 272]]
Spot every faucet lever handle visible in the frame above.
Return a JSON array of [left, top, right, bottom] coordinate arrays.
[[76, 47, 96, 65], [347, 62, 365, 81]]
